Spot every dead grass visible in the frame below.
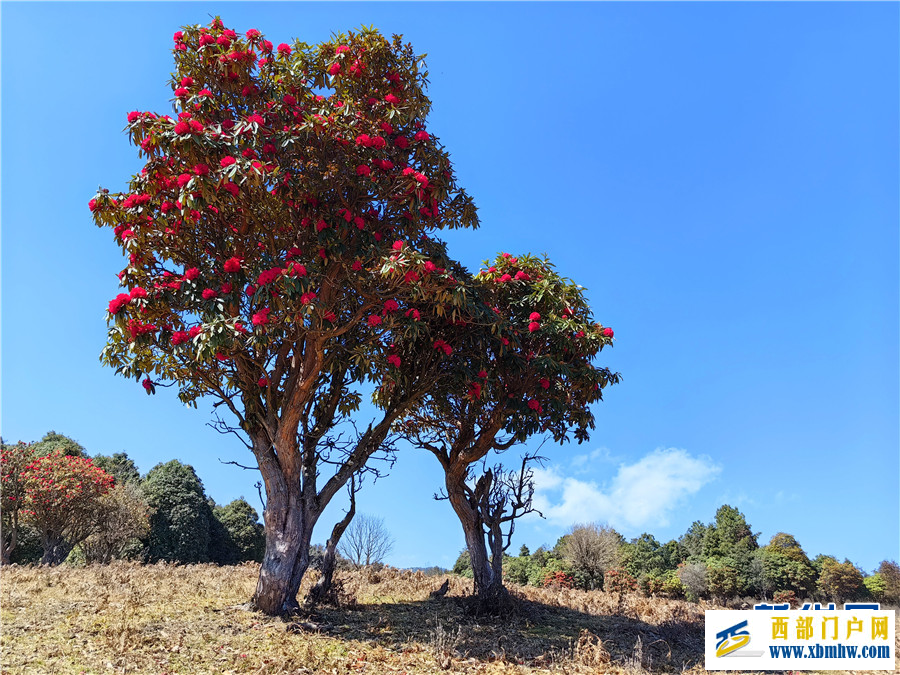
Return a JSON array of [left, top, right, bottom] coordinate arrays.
[[0, 563, 893, 674]]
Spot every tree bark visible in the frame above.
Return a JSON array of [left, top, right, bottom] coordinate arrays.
[[446, 470, 509, 610]]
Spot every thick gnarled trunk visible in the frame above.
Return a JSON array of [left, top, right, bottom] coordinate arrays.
[[447, 472, 509, 610], [40, 532, 73, 566]]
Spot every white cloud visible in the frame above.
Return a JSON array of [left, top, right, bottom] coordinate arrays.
[[532, 447, 721, 533]]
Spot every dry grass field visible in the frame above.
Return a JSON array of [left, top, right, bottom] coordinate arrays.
[[1, 563, 895, 674]]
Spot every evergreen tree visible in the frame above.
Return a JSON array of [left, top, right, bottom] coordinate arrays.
[[209, 498, 265, 564], [141, 460, 212, 563]]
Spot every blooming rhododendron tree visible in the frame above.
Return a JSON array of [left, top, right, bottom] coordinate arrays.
[[397, 253, 620, 607], [91, 19, 477, 614], [20, 450, 115, 564], [1, 441, 36, 565]]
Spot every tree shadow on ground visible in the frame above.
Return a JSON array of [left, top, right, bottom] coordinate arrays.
[[301, 593, 705, 673]]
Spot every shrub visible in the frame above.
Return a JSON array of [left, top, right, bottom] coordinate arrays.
[[604, 568, 638, 593]]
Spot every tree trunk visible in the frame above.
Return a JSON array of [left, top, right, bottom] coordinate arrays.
[[251, 489, 310, 615], [1, 516, 16, 565], [446, 475, 510, 611], [40, 531, 73, 566], [307, 495, 355, 606]]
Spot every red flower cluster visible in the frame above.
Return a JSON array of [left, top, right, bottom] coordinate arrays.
[[387, 354, 401, 368], [252, 308, 271, 326], [432, 339, 452, 355], [223, 257, 242, 273]]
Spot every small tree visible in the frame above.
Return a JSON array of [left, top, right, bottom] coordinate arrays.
[[818, 559, 864, 604], [80, 483, 151, 564], [339, 513, 394, 567], [562, 523, 622, 590], [677, 562, 709, 601], [1, 441, 36, 564], [92, 18, 478, 615], [876, 560, 900, 605], [21, 450, 115, 564], [400, 253, 619, 608]]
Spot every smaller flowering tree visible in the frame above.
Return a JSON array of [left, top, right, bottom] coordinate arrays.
[[1, 441, 36, 565], [21, 450, 115, 564], [398, 253, 620, 608]]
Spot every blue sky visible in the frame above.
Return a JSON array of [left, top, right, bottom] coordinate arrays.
[[2, 2, 897, 572]]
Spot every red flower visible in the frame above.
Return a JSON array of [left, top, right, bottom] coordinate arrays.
[[328, 62, 341, 76], [498, 274, 512, 283], [414, 130, 430, 142], [387, 354, 401, 368], [602, 327, 614, 338], [220, 282, 233, 294], [529, 322, 540, 332], [540, 378, 550, 389], [477, 370, 487, 378], [515, 271, 530, 281], [220, 156, 236, 167], [108, 293, 131, 314], [246, 29, 261, 40], [372, 136, 386, 149], [174, 87, 189, 98], [323, 311, 336, 322], [184, 268, 200, 281], [423, 261, 437, 274], [356, 165, 371, 176], [193, 164, 210, 175], [405, 308, 420, 321], [177, 173, 192, 188], [352, 260, 363, 271], [142, 378, 152, 391], [88, 198, 98, 212], [383, 299, 399, 313], [527, 399, 541, 412], [127, 111, 141, 123], [257, 268, 280, 285], [223, 182, 239, 197], [367, 315, 382, 327], [199, 34, 215, 47], [173, 31, 183, 42], [392, 240, 404, 251], [202, 288, 217, 300], [277, 43, 291, 56], [129, 286, 148, 300], [252, 308, 271, 326], [224, 257, 242, 273], [258, 377, 269, 387], [529, 312, 541, 321], [394, 136, 409, 149], [180, 76, 194, 87]]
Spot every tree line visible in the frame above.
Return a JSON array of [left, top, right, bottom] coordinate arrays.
[[453, 505, 900, 607], [2, 432, 397, 577], [1, 432, 264, 567]]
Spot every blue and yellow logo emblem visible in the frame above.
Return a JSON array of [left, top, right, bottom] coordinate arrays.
[[715, 620, 750, 657]]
